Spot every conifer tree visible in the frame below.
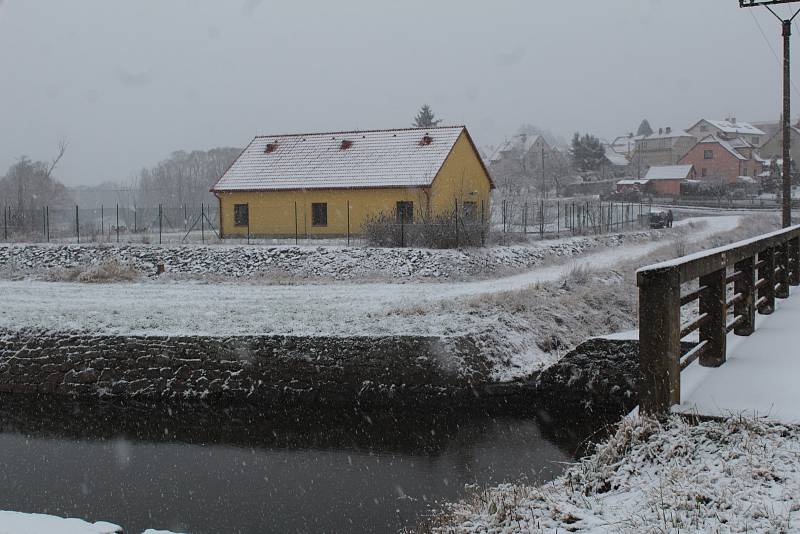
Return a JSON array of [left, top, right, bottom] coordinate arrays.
[[412, 105, 441, 128], [637, 119, 654, 137]]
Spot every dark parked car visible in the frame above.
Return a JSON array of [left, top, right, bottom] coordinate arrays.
[[649, 210, 670, 229]]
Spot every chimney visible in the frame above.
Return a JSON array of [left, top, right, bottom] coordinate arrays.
[[665, 127, 672, 134], [659, 128, 663, 135], [731, 117, 737, 124]]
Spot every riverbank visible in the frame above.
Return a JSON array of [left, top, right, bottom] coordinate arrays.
[[430, 415, 800, 533]]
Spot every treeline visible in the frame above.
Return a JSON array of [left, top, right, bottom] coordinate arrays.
[[133, 147, 241, 207]]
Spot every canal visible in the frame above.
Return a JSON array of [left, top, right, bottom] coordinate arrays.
[[0, 398, 606, 533]]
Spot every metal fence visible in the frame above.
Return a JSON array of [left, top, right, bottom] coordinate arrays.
[[1, 199, 656, 247], [494, 198, 655, 243], [1, 204, 220, 244]]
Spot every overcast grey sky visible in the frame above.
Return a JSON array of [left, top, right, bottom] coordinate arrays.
[[0, 0, 797, 186]]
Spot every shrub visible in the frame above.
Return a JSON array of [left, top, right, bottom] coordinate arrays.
[[362, 211, 488, 249]]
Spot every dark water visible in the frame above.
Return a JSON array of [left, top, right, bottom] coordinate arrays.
[[0, 398, 605, 534]]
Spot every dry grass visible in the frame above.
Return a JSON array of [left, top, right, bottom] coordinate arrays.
[[44, 259, 140, 283]]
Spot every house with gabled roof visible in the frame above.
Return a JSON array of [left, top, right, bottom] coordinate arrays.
[[640, 164, 696, 196], [210, 126, 494, 238], [678, 134, 766, 184], [686, 118, 766, 146]]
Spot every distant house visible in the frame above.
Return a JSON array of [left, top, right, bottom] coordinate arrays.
[[210, 126, 494, 238], [686, 118, 766, 147], [641, 164, 696, 196], [759, 125, 800, 166], [631, 128, 697, 169], [487, 133, 560, 189], [678, 135, 766, 184], [603, 147, 630, 176], [615, 179, 650, 194]]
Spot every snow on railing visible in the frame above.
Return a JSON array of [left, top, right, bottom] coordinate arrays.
[[636, 224, 800, 415]]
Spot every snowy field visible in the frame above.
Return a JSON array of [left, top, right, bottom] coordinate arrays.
[[0, 217, 738, 339], [433, 415, 800, 533]]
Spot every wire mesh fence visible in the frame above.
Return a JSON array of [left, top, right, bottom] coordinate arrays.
[[493, 198, 655, 244], [1, 199, 656, 247], [1, 204, 220, 244]]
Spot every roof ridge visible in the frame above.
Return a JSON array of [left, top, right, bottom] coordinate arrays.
[[253, 125, 465, 140]]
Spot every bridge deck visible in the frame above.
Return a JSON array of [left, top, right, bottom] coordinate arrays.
[[677, 289, 800, 425]]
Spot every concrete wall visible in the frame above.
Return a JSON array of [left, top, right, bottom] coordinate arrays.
[[0, 331, 491, 407]]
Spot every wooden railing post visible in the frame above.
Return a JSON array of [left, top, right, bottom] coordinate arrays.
[[777, 242, 790, 299], [699, 268, 727, 367], [639, 269, 681, 416], [789, 236, 800, 287], [759, 247, 776, 315], [734, 257, 755, 336]]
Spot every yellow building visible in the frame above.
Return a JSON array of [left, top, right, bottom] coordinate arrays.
[[211, 126, 494, 238]]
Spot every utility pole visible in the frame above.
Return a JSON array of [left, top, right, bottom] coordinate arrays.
[[740, 0, 800, 227]]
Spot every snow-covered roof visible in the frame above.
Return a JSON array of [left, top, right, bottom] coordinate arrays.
[[693, 119, 765, 136], [644, 164, 694, 181], [617, 179, 649, 185], [604, 147, 629, 167], [212, 126, 477, 192], [642, 129, 693, 140], [697, 135, 748, 161], [490, 133, 547, 162]]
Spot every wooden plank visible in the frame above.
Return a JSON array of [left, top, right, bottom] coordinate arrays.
[[699, 268, 727, 367]]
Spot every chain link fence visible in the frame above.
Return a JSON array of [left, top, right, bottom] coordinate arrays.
[[1, 204, 220, 244]]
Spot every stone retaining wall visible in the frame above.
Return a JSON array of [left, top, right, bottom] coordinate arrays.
[[0, 330, 490, 407]]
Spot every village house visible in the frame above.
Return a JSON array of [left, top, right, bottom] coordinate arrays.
[[487, 133, 558, 190], [210, 126, 494, 238], [631, 127, 697, 170], [759, 125, 800, 166], [686, 118, 766, 147], [678, 134, 766, 184], [637, 164, 696, 196]]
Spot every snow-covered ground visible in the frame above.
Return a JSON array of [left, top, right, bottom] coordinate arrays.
[[434, 415, 800, 533], [0, 511, 122, 534], [0, 217, 738, 339]]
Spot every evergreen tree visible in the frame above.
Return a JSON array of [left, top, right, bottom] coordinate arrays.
[[412, 105, 441, 128], [637, 119, 654, 137], [569, 132, 606, 172]]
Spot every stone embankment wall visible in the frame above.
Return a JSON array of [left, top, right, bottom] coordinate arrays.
[[0, 330, 489, 407]]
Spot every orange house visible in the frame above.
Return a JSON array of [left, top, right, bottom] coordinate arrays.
[[642, 164, 695, 196]]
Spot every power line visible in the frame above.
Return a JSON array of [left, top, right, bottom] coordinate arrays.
[[748, 8, 800, 99]]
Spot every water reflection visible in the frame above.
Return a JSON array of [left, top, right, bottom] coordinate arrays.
[[0, 397, 607, 534]]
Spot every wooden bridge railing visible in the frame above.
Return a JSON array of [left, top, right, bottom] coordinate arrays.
[[637, 225, 800, 415]]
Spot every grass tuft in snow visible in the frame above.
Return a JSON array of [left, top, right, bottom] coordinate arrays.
[[429, 414, 800, 533]]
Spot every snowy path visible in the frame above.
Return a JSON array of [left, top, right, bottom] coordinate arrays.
[[0, 216, 740, 337], [678, 287, 800, 424]]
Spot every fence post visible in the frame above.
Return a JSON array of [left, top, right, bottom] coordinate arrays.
[[790, 236, 800, 286], [159, 203, 163, 245], [734, 256, 756, 336], [480, 199, 485, 247], [3, 206, 6, 241], [76, 205, 80, 244], [777, 242, 790, 299], [454, 198, 459, 248], [46, 206, 50, 242], [523, 202, 528, 234], [400, 208, 405, 248], [638, 268, 682, 416], [184, 204, 187, 232], [247, 208, 251, 245], [101, 204, 104, 241], [116, 204, 120, 243], [200, 203, 204, 244], [759, 247, 776, 314], [134, 206, 137, 233], [42, 206, 46, 241], [699, 268, 727, 367], [294, 201, 298, 245], [556, 201, 560, 236], [540, 199, 544, 237], [347, 200, 351, 247]]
